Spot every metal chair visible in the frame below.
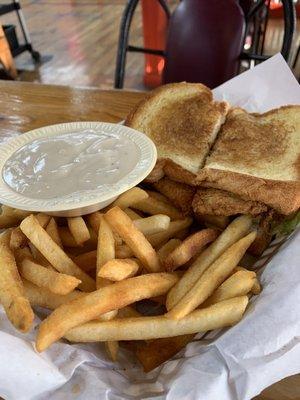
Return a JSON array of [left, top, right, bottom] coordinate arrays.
[[114, 0, 296, 89], [114, 0, 170, 89], [240, 0, 295, 65]]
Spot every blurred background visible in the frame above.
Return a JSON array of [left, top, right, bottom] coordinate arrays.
[[0, 0, 299, 90]]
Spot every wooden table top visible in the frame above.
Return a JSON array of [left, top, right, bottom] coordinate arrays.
[[0, 79, 299, 400], [0, 80, 145, 141]]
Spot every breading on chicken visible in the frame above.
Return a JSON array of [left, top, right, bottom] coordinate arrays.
[[192, 188, 268, 217], [152, 178, 196, 215]]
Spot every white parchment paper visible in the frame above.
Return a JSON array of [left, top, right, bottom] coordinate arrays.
[[0, 54, 300, 400]]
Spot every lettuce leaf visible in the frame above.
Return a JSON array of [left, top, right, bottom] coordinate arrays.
[[272, 211, 300, 237]]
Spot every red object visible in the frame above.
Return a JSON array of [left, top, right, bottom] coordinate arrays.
[[141, 0, 168, 88], [270, 1, 282, 10], [163, 0, 245, 88]]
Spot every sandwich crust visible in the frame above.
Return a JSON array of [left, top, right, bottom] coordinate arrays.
[[198, 168, 300, 215], [200, 105, 300, 215], [126, 82, 229, 181]]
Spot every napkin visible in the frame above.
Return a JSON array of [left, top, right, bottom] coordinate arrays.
[[0, 54, 300, 400]]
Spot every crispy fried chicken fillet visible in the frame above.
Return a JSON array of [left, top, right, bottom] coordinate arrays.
[[192, 188, 268, 217], [198, 106, 300, 215], [248, 211, 275, 256], [126, 82, 229, 185], [152, 178, 196, 215]]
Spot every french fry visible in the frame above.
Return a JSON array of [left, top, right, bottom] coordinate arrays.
[[86, 211, 102, 234], [36, 272, 179, 351], [201, 270, 256, 307], [59, 227, 78, 247], [46, 218, 62, 248], [14, 246, 32, 264], [251, 278, 262, 295], [117, 306, 141, 318], [232, 267, 261, 295], [98, 259, 139, 281], [9, 213, 51, 251], [136, 334, 195, 372], [157, 239, 182, 263], [166, 215, 253, 310], [0, 205, 31, 228], [174, 228, 190, 241], [132, 197, 183, 220], [67, 217, 90, 245], [105, 207, 161, 272], [19, 259, 81, 295], [73, 250, 97, 272], [145, 190, 170, 204], [35, 213, 51, 228], [113, 232, 123, 245], [96, 216, 115, 288], [105, 341, 119, 361], [20, 215, 95, 292], [65, 296, 249, 342], [9, 227, 28, 250], [0, 232, 34, 332], [96, 216, 118, 357], [195, 213, 229, 229], [123, 208, 142, 220], [164, 229, 219, 271], [166, 232, 256, 319], [28, 243, 50, 267], [23, 280, 84, 309], [147, 218, 193, 248], [115, 244, 134, 258], [133, 214, 170, 236], [110, 187, 148, 209]]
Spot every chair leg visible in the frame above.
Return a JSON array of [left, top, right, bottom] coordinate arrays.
[[114, 0, 140, 89], [292, 43, 300, 69]]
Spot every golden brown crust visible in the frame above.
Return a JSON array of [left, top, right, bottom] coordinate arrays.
[[251, 104, 300, 117], [163, 159, 198, 186], [126, 82, 229, 175], [152, 177, 196, 215], [192, 187, 268, 216], [206, 107, 294, 174], [248, 211, 274, 257], [144, 159, 166, 183], [125, 82, 211, 129], [197, 168, 300, 215], [125, 82, 212, 127]]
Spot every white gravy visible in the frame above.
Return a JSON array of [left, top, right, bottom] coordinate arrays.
[[2, 130, 140, 199]]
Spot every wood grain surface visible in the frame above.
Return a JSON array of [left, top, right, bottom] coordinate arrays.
[[0, 79, 298, 400]]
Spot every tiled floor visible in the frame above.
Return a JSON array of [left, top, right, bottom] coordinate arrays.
[[1, 1, 299, 90]]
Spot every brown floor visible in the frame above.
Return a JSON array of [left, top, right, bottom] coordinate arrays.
[[0, 1, 299, 90], [0, 0, 146, 89]]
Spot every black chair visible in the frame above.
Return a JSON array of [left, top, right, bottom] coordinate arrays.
[[114, 0, 295, 89], [240, 0, 296, 65], [114, 0, 170, 89]]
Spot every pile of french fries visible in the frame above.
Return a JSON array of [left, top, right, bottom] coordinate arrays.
[[0, 187, 261, 372]]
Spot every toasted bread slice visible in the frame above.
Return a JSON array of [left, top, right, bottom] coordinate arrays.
[[198, 106, 300, 215], [152, 177, 196, 215], [126, 83, 229, 184], [192, 187, 268, 216]]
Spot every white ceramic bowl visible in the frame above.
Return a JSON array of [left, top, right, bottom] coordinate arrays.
[[0, 122, 157, 217]]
